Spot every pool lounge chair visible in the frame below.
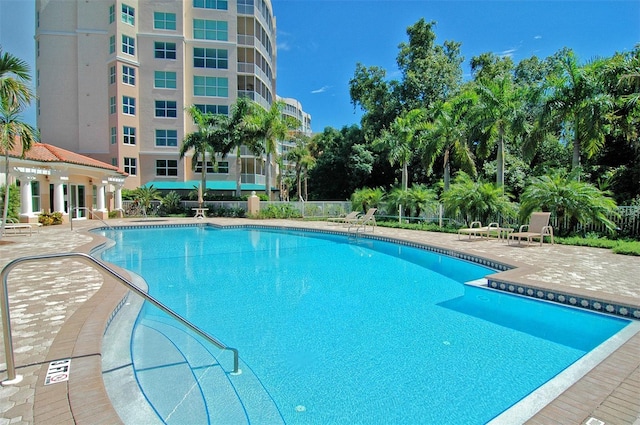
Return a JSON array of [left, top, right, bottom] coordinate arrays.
[[508, 212, 554, 246], [457, 222, 499, 240], [1, 218, 33, 236], [327, 211, 361, 225], [348, 208, 377, 232]]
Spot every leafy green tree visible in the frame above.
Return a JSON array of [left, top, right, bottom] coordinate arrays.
[[519, 171, 618, 235], [396, 19, 463, 111], [539, 49, 613, 170], [250, 100, 290, 199], [0, 48, 35, 108], [442, 172, 515, 225], [180, 105, 227, 207], [373, 108, 426, 191], [386, 184, 437, 218], [133, 185, 162, 217], [473, 74, 527, 188], [350, 187, 384, 213], [160, 190, 183, 215], [422, 89, 477, 191], [285, 133, 316, 201]]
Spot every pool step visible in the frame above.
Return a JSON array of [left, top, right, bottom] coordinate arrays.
[[132, 315, 283, 424]]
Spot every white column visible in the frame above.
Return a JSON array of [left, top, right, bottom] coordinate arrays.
[[19, 177, 34, 217], [114, 185, 123, 211], [53, 181, 65, 213], [96, 183, 107, 212]]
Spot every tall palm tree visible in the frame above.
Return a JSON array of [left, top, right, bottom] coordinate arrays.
[[540, 50, 613, 170], [1, 49, 37, 239], [422, 89, 477, 191], [220, 97, 261, 198], [285, 134, 316, 201], [1, 102, 38, 238], [473, 74, 526, 188], [373, 108, 426, 191], [249, 100, 289, 200], [180, 105, 227, 207]]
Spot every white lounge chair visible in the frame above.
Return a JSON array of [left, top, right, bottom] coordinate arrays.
[[457, 222, 499, 240], [327, 211, 360, 225], [1, 218, 33, 236], [508, 212, 554, 246], [348, 208, 377, 232]]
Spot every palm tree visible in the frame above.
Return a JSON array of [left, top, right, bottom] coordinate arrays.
[[422, 90, 477, 191], [350, 187, 384, 213], [473, 74, 526, 188], [519, 170, 618, 235], [539, 50, 613, 170], [441, 172, 515, 226], [1, 49, 37, 239], [220, 97, 262, 198], [373, 108, 426, 191], [132, 185, 162, 218], [180, 105, 227, 207], [285, 134, 316, 201], [0, 48, 35, 108], [249, 100, 289, 200]]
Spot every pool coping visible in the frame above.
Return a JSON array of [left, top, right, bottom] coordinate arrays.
[[27, 221, 640, 424]]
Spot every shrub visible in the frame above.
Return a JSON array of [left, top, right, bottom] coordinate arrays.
[[38, 211, 63, 226], [256, 204, 302, 219]]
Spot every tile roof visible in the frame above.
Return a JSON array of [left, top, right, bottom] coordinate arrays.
[[5, 142, 127, 176]]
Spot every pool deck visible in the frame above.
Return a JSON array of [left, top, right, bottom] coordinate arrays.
[[0, 217, 639, 425]]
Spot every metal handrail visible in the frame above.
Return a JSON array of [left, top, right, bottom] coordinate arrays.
[[73, 207, 114, 230], [1, 252, 240, 384]]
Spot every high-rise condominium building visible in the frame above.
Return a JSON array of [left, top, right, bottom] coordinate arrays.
[[36, 0, 296, 196]]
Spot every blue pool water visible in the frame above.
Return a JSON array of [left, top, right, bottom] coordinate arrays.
[[99, 225, 630, 424]]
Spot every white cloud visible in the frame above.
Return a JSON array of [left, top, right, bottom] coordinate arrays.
[[498, 48, 517, 58], [311, 85, 331, 94], [277, 41, 291, 51], [534, 35, 542, 40]]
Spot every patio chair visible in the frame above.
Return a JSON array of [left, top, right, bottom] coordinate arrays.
[[1, 218, 33, 236], [508, 212, 554, 246], [457, 221, 499, 240], [327, 211, 361, 225], [348, 208, 377, 232]]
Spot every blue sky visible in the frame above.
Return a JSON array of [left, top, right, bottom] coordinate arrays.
[[1, 0, 639, 132]]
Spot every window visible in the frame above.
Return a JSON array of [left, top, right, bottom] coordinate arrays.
[[194, 47, 228, 69], [124, 157, 137, 175], [155, 100, 177, 117], [154, 71, 177, 89], [109, 66, 116, 84], [122, 65, 135, 85], [109, 96, 116, 114], [156, 159, 178, 176], [195, 160, 215, 173], [109, 4, 115, 23], [194, 104, 229, 115], [154, 42, 176, 59], [217, 161, 229, 173], [193, 19, 227, 41], [193, 0, 228, 10], [109, 35, 115, 54], [110, 127, 117, 144], [123, 96, 135, 115], [154, 12, 176, 30], [122, 35, 135, 55], [31, 181, 40, 212], [155, 129, 178, 147], [123, 126, 136, 145], [121, 4, 135, 25], [111, 158, 118, 167], [194, 76, 228, 97]]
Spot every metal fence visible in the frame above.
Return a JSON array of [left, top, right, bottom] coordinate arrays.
[[120, 200, 640, 237]]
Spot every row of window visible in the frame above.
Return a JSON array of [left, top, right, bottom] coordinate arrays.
[[120, 158, 229, 177], [110, 1, 229, 29]]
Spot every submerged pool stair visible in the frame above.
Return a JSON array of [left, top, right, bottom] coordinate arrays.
[[133, 313, 284, 424]]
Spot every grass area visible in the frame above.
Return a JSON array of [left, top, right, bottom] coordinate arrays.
[[373, 220, 640, 256]]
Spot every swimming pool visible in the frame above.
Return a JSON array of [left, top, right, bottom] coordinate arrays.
[[99, 225, 630, 424]]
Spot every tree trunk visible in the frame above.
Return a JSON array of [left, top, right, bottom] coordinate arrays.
[[572, 120, 581, 173], [443, 149, 451, 191], [401, 161, 408, 191], [265, 152, 272, 200], [235, 146, 242, 198], [199, 155, 206, 208], [496, 130, 505, 188], [1, 154, 10, 240]]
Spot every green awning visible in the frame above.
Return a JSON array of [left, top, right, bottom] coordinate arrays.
[[142, 180, 271, 191]]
